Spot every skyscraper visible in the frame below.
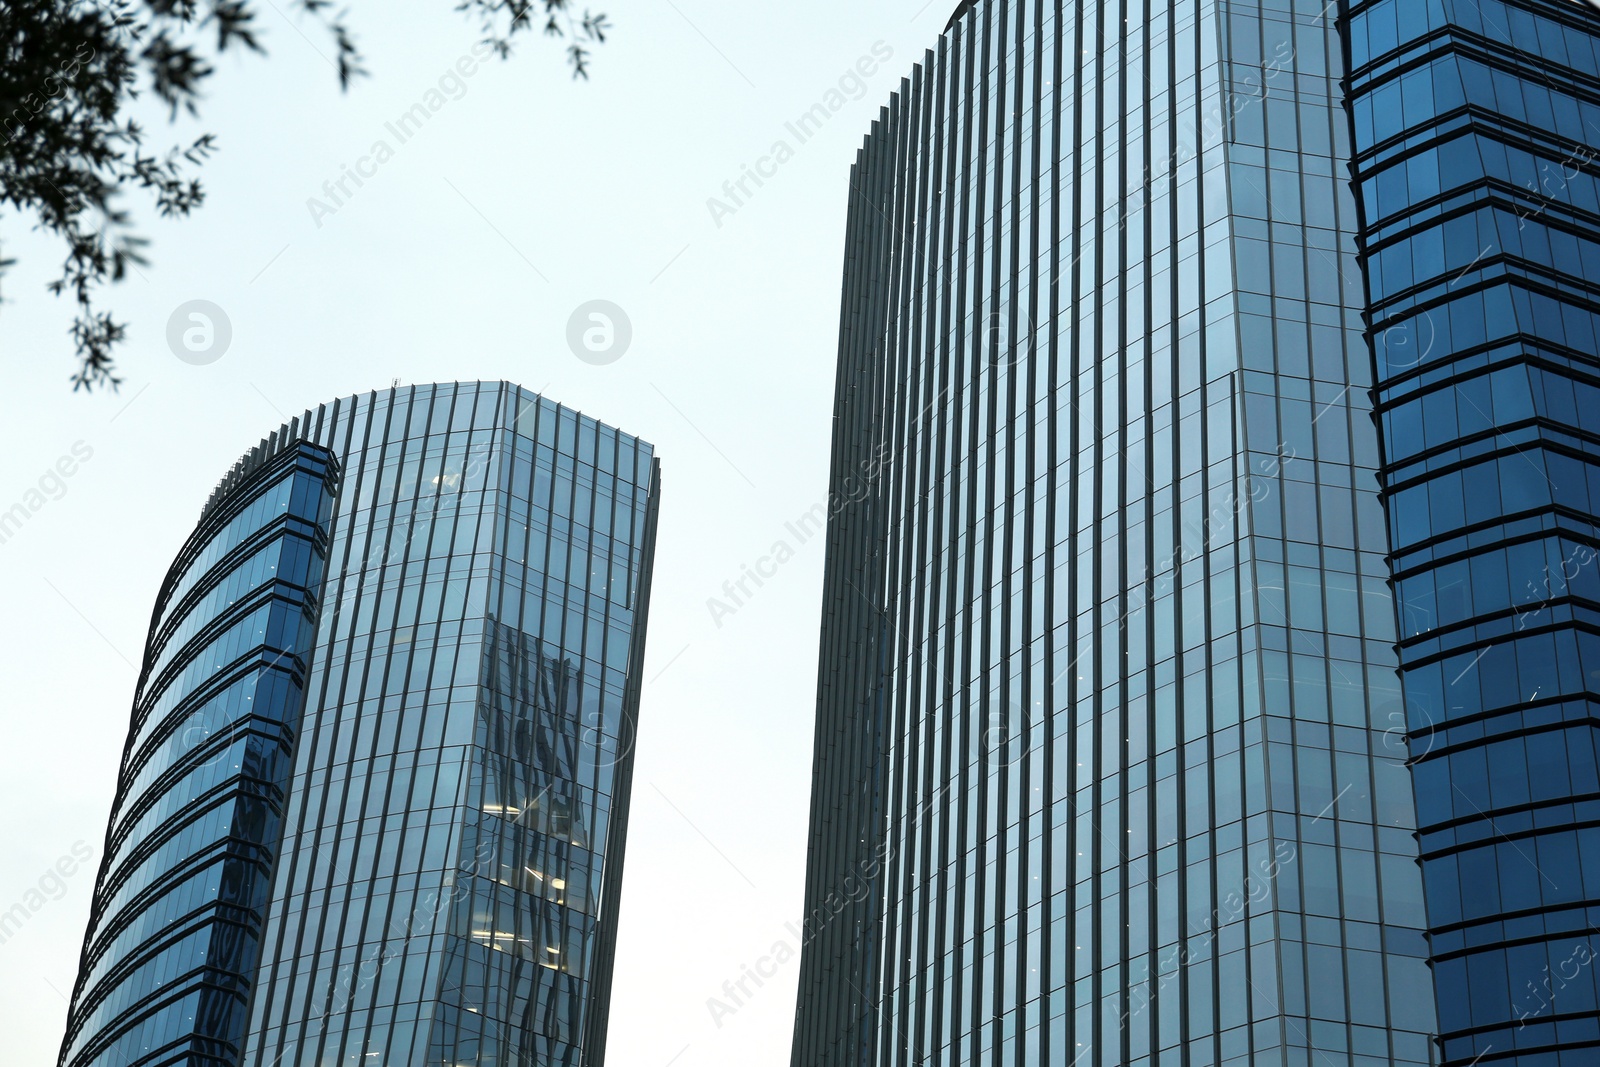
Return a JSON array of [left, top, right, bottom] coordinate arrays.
[[1344, 2, 1600, 1063], [57, 383, 661, 1067], [791, 2, 1437, 1065]]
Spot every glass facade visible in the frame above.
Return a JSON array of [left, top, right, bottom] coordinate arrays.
[[59, 437, 338, 1067], [790, 2, 1435, 1066], [59, 382, 661, 1067], [1344, 1, 1600, 1063]]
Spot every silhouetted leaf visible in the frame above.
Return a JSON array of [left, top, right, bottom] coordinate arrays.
[[0, 0, 612, 390]]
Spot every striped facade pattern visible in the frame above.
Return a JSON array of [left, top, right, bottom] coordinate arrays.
[[790, 2, 1437, 1065]]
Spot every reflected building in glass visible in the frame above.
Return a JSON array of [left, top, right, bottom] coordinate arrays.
[[790, 2, 1437, 1065], [1344, 1, 1600, 1063], [56, 383, 661, 1067]]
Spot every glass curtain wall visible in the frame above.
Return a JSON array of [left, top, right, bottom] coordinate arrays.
[[59, 435, 338, 1067], [790, 3, 1436, 1066], [1343, 1, 1600, 1063], [59, 383, 660, 1067]]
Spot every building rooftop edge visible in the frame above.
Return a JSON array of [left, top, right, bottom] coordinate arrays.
[[199, 380, 656, 522]]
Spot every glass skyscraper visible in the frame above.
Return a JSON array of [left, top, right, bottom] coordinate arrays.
[[1345, 2, 1600, 1064], [791, 2, 1438, 1065], [56, 383, 661, 1067]]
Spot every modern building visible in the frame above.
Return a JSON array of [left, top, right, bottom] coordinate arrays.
[[1345, 1, 1600, 1064], [57, 383, 661, 1067], [790, 2, 1438, 1066]]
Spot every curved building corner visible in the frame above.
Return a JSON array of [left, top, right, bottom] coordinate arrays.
[[58, 383, 660, 1067]]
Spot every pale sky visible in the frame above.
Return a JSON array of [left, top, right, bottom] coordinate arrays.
[[0, 2, 951, 1062]]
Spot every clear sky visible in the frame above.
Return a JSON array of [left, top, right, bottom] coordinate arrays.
[[0, 2, 950, 1062]]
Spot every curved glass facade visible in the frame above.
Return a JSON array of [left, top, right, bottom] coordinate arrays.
[[59, 382, 660, 1067], [60, 435, 338, 1067], [1343, 1, 1600, 1062], [791, 2, 1435, 1065]]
